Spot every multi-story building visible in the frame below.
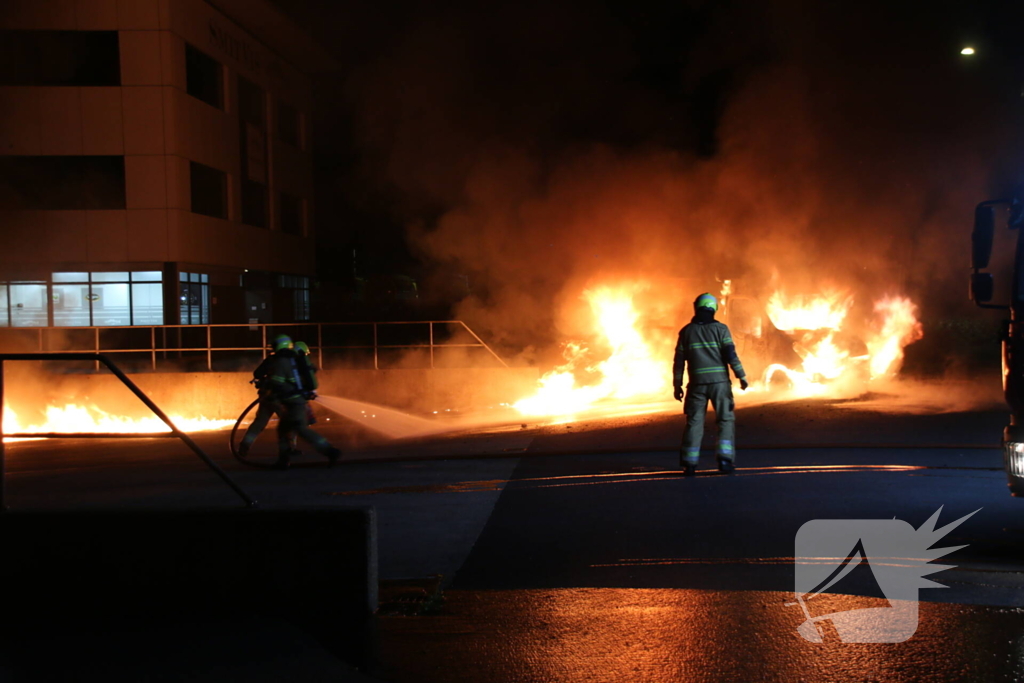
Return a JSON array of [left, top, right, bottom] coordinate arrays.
[[0, 0, 337, 328]]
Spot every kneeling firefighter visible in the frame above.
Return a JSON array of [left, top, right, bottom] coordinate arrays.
[[672, 293, 748, 476], [240, 334, 341, 469]]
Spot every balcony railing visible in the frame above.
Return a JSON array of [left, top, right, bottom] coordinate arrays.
[[0, 321, 508, 372]]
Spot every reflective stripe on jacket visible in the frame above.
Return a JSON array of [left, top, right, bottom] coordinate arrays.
[[672, 320, 746, 386], [262, 350, 304, 399]]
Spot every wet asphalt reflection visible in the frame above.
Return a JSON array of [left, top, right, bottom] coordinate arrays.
[[378, 589, 1024, 683], [2, 399, 1020, 681], [330, 462, 1002, 496], [364, 412, 1024, 682]]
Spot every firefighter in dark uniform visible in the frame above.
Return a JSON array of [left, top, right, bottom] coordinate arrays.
[[240, 334, 340, 469], [293, 341, 319, 398], [287, 341, 319, 453], [672, 293, 749, 476], [238, 334, 291, 459]]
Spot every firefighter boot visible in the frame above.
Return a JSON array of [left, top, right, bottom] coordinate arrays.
[[682, 463, 696, 477], [717, 457, 735, 474], [272, 453, 291, 470], [679, 449, 700, 469], [325, 447, 341, 466]]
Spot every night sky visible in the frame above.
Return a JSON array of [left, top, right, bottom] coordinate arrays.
[[275, 0, 1024, 354]]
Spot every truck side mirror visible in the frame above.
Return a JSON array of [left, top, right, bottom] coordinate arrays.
[[973, 204, 996, 270], [971, 272, 994, 304]]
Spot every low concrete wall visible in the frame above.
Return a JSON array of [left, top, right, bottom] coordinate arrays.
[[0, 507, 377, 664], [4, 365, 540, 421]]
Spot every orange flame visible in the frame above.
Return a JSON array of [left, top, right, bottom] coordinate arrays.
[[719, 279, 733, 310], [866, 296, 924, 379], [762, 291, 922, 395], [762, 334, 852, 396], [3, 404, 234, 438], [766, 290, 853, 332], [514, 286, 666, 416], [514, 282, 925, 416]]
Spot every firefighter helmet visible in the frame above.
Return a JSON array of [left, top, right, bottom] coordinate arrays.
[[294, 341, 309, 354], [694, 293, 718, 312], [272, 334, 293, 351]]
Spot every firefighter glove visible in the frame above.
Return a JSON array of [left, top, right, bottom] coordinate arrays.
[[673, 385, 684, 402], [739, 377, 749, 391]]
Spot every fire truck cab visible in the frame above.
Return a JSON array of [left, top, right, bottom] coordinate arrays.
[[971, 198, 1024, 495]]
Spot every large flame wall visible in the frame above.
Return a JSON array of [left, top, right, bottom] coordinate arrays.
[[1, 365, 541, 433]]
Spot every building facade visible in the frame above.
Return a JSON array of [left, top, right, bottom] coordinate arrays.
[[0, 0, 334, 327]]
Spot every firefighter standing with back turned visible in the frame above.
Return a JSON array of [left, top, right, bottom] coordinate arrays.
[[672, 293, 748, 476]]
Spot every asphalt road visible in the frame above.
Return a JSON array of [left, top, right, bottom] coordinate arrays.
[[4, 390, 1024, 681]]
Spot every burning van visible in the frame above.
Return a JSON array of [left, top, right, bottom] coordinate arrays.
[[717, 292, 802, 387]]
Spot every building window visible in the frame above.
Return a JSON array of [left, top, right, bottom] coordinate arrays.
[[185, 43, 223, 109], [278, 275, 310, 321], [294, 288, 310, 321], [238, 76, 265, 128], [179, 272, 209, 324], [52, 272, 93, 327], [0, 282, 47, 327], [241, 180, 267, 228], [189, 161, 227, 219], [277, 102, 301, 147], [50, 271, 164, 327], [0, 30, 120, 86], [130, 284, 162, 324], [0, 156, 125, 210], [278, 192, 305, 236], [238, 75, 268, 227]]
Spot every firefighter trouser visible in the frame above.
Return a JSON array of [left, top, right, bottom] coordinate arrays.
[[240, 398, 280, 449], [680, 380, 736, 465], [277, 397, 332, 457]]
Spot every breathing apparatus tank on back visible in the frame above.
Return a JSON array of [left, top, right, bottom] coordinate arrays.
[[294, 341, 318, 397]]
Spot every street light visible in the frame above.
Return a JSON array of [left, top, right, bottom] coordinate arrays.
[[961, 47, 976, 56]]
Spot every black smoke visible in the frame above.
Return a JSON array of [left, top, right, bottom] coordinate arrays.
[[282, 0, 1024, 363]]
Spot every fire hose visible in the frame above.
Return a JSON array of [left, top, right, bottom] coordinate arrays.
[[229, 397, 277, 469]]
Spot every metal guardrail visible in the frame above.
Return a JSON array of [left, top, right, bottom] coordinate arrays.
[[0, 320, 508, 372], [0, 353, 256, 510]]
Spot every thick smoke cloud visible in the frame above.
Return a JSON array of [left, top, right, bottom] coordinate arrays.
[[339, 0, 1018, 364]]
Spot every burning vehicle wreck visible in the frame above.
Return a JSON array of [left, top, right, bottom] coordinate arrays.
[[508, 275, 924, 420]]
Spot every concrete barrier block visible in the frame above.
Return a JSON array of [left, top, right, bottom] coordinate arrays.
[[0, 507, 377, 660]]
